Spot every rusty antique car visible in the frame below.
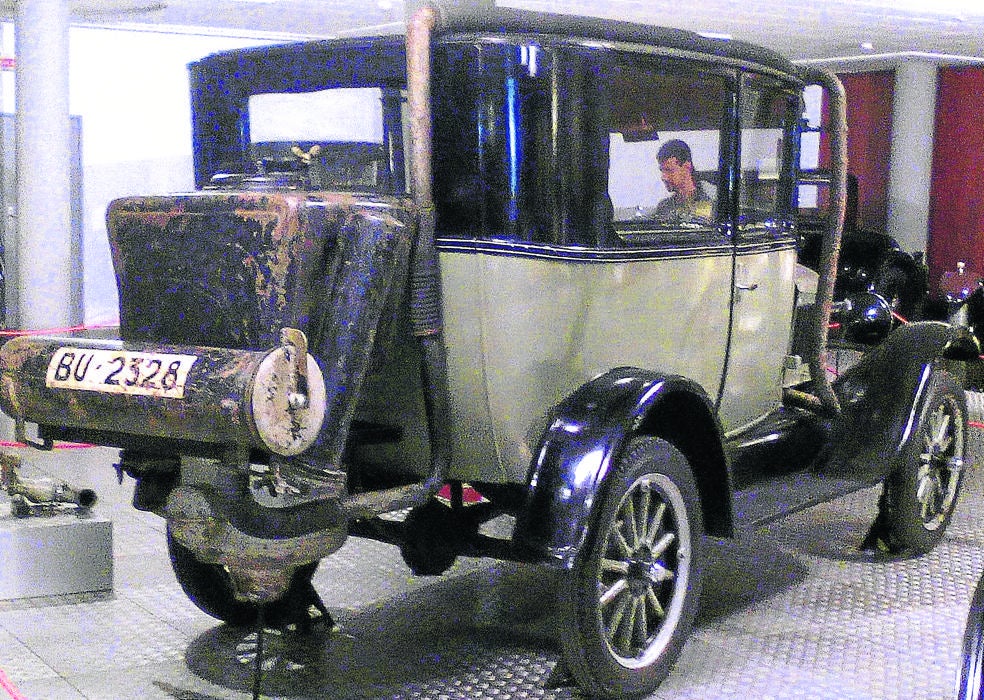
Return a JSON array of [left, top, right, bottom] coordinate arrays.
[[0, 4, 977, 697]]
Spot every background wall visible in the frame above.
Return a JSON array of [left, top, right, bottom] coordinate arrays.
[[839, 71, 894, 232], [1, 23, 271, 328], [817, 70, 894, 233], [927, 66, 984, 288]]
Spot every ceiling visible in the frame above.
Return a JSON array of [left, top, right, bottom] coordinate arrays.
[[8, 0, 984, 65]]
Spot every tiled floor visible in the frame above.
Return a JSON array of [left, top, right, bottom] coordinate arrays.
[[0, 417, 982, 699]]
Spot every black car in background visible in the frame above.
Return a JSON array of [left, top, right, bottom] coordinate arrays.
[[798, 172, 928, 343]]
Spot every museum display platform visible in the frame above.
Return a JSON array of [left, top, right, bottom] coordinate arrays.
[[0, 503, 112, 602], [0, 399, 982, 700]]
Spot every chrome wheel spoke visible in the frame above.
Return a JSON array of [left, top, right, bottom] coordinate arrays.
[[621, 499, 640, 549], [636, 485, 651, 544], [913, 395, 964, 527], [593, 464, 694, 668], [600, 577, 630, 608], [612, 529, 632, 559], [651, 531, 676, 560], [918, 471, 943, 520], [602, 557, 630, 575], [616, 596, 638, 652], [633, 596, 649, 648], [645, 502, 667, 547], [932, 410, 952, 451], [605, 589, 632, 646], [645, 584, 666, 619]]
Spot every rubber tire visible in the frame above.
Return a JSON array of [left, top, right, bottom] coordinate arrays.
[[959, 572, 984, 700], [400, 499, 464, 576], [557, 437, 703, 698], [878, 370, 967, 554], [166, 527, 319, 628]]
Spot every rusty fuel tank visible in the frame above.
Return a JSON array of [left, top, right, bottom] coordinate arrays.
[[0, 328, 326, 456]]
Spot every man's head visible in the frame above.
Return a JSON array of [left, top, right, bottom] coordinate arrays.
[[657, 139, 696, 198]]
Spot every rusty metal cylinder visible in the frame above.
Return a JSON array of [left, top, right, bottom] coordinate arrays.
[[0, 334, 327, 456]]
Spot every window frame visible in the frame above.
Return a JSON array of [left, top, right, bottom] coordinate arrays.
[[734, 72, 802, 242], [595, 51, 737, 247]]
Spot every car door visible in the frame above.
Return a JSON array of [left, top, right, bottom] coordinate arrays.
[[594, 52, 737, 417], [716, 74, 803, 432]]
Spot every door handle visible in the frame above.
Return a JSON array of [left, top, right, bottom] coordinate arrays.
[[735, 282, 759, 291]]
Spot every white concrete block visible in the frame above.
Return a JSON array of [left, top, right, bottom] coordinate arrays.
[[0, 501, 113, 600]]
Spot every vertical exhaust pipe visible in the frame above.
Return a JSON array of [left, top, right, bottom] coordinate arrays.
[[344, 2, 451, 517], [788, 66, 846, 416]]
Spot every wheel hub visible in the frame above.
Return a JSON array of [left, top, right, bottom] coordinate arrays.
[[625, 545, 671, 596]]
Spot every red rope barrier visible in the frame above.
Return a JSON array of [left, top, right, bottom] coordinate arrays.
[[970, 421, 984, 431], [0, 322, 118, 338], [0, 441, 94, 449], [0, 667, 27, 700]]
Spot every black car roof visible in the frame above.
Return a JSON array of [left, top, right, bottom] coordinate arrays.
[[192, 6, 802, 84]]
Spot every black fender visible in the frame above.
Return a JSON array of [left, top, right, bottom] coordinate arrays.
[[511, 367, 731, 569], [822, 321, 978, 478]]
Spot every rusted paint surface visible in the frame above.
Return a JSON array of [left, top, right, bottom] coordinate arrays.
[[2, 191, 414, 467], [107, 191, 412, 353], [0, 335, 297, 450]]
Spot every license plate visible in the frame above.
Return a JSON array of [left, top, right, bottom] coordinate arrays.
[[45, 347, 199, 399]]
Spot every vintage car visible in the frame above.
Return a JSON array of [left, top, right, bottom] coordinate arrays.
[[798, 172, 929, 343], [0, 4, 977, 697]]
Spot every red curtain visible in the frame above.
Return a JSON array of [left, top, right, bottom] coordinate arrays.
[[840, 72, 894, 231], [927, 67, 984, 288], [819, 71, 894, 231]]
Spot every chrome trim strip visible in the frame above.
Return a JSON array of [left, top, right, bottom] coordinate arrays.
[[435, 236, 797, 262], [435, 237, 734, 262], [735, 238, 799, 255], [438, 34, 802, 85]]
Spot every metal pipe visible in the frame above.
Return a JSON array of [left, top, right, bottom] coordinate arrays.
[[343, 2, 451, 518], [0, 453, 97, 513], [798, 66, 846, 416]]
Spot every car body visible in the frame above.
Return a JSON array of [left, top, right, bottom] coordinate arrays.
[[0, 4, 976, 697]]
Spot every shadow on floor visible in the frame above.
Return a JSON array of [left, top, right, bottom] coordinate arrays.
[[175, 532, 822, 698]]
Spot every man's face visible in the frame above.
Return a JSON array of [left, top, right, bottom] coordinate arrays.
[[659, 156, 693, 195]]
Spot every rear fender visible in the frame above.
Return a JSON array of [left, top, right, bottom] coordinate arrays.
[[511, 367, 730, 569], [823, 321, 978, 477]]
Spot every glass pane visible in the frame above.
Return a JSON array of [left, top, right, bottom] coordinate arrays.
[[739, 77, 799, 229], [604, 59, 728, 237], [249, 88, 384, 143], [245, 87, 397, 192], [433, 43, 555, 241]]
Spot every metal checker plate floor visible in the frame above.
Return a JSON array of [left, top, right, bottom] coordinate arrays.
[[1, 398, 984, 700]]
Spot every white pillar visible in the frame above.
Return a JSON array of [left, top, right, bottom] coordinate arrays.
[[886, 59, 938, 256], [14, 0, 73, 330]]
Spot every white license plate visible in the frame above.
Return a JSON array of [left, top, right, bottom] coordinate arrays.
[[45, 347, 199, 399]]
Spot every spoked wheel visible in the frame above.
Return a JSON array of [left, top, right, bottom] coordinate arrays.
[[872, 370, 967, 554], [558, 437, 703, 698], [960, 572, 984, 700], [167, 527, 326, 630]]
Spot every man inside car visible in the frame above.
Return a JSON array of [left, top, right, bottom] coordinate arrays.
[[654, 138, 713, 224]]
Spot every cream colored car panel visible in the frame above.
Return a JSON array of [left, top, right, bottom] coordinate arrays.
[[718, 246, 798, 431], [441, 245, 734, 483]]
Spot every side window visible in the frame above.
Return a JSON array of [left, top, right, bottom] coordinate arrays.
[[432, 43, 556, 241], [738, 75, 800, 232], [605, 57, 730, 240]]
